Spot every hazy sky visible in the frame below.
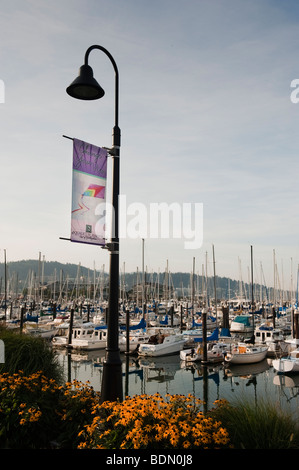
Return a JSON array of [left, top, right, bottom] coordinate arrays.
[[1, 0, 299, 288]]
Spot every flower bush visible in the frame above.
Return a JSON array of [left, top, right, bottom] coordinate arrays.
[[0, 370, 230, 449], [0, 370, 100, 448], [78, 393, 231, 449]]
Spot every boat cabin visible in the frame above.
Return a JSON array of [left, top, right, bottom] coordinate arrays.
[[254, 325, 283, 343]]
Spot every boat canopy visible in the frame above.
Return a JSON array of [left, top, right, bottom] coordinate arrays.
[[119, 317, 146, 331], [194, 328, 219, 343], [233, 315, 251, 326], [258, 325, 273, 331], [25, 313, 39, 323]]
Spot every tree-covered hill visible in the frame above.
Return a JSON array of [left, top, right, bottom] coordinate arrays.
[[0, 259, 277, 302]]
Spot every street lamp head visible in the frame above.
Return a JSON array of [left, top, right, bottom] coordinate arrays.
[[66, 64, 105, 100]]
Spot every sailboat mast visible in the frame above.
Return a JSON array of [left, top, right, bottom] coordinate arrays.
[[251, 245, 254, 331], [4, 249, 7, 321], [212, 244, 217, 327], [142, 238, 145, 317], [273, 249, 276, 307], [191, 257, 195, 323]]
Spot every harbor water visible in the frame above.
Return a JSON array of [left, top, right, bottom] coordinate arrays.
[[56, 348, 299, 416]]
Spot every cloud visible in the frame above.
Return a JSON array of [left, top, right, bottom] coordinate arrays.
[[0, 0, 298, 287]]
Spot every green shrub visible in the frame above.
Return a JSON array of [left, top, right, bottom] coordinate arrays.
[[212, 397, 299, 449], [0, 326, 62, 382]]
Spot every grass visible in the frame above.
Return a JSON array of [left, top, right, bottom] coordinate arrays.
[[0, 325, 63, 382], [212, 397, 299, 449]]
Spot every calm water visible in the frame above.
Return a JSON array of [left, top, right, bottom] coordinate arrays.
[[55, 348, 299, 416]]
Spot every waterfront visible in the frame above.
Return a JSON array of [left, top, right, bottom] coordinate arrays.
[[56, 348, 299, 416]]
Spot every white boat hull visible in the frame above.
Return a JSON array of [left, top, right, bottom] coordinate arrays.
[[180, 348, 200, 362], [71, 339, 107, 350], [52, 326, 108, 350], [272, 348, 299, 374], [272, 358, 299, 374], [119, 333, 150, 352], [225, 345, 268, 364], [180, 342, 228, 363], [138, 341, 185, 357], [138, 332, 186, 357], [26, 327, 58, 339], [52, 336, 68, 347]]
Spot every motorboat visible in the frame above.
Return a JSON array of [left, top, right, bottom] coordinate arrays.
[[24, 324, 58, 339], [272, 348, 299, 374], [224, 343, 268, 364], [71, 326, 108, 350], [180, 341, 228, 363], [118, 317, 150, 352], [119, 331, 150, 353], [52, 323, 108, 350], [138, 328, 186, 357], [254, 323, 288, 356]]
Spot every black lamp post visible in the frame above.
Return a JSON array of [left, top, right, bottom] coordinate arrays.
[[66, 45, 123, 402]]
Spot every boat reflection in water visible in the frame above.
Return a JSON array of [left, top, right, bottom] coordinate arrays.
[[55, 350, 299, 415], [138, 356, 180, 383], [224, 358, 271, 379], [273, 373, 299, 388]]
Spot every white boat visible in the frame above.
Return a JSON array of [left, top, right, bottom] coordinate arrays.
[[254, 323, 288, 356], [224, 343, 268, 364], [92, 313, 106, 325], [272, 348, 299, 374], [138, 328, 186, 357], [71, 326, 108, 350], [118, 331, 150, 353], [52, 323, 108, 350], [185, 314, 216, 330], [118, 317, 150, 352], [52, 334, 69, 347], [24, 325, 58, 339], [180, 342, 228, 363], [230, 315, 254, 335]]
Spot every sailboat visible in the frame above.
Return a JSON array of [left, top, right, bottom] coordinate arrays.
[[272, 347, 299, 373], [180, 340, 228, 363], [272, 335, 299, 373], [224, 246, 268, 365], [137, 327, 186, 357], [224, 343, 268, 364]]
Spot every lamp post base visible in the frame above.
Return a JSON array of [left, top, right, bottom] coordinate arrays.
[[100, 349, 123, 403]]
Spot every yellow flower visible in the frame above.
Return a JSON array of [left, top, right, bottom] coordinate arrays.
[[182, 440, 191, 448]]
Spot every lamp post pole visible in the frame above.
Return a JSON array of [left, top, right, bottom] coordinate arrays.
[[66, 45, 123, 402]]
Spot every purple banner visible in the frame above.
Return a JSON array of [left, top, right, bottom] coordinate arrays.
[[71, 138, 107, 245]]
